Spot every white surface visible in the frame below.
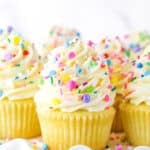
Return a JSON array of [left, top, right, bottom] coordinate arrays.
[[0, 139, 32, 150], [0, 0, 150, 44], [134, 146, 150, 150]]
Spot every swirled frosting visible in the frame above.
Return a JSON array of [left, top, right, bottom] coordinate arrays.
[[126, 45, 150, 105], [40, 25, 81, 61], [35, 39, 116, 112], [96, 38, 131, 95], [0, 26, 42, 100], [96, 32, 150, 96]]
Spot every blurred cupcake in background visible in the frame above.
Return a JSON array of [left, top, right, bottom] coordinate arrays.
[[0, 26, 41, 138], [35, 38, 116, 150], [40, 25, 81, 63], [120, 45, 150, 146], [96, 31, 150, 133]]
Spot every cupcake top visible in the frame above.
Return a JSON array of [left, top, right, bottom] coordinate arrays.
[[0, 26, 42, 100], [40, 25, 81, 60], [35, 39, 116, 112], [121, 31, 150, 61], [126, 45, 150, 105], [96, 37, 131, 95]]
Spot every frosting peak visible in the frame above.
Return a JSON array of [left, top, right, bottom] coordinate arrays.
[[35, 39, 116, 112], [0, 27, 42, 100]]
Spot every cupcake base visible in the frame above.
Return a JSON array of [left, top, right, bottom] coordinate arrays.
[[120, 102, 150, 146], [111, 94, 124, 132], [37, 107, 115, 150], [0, 98, 40, 139]]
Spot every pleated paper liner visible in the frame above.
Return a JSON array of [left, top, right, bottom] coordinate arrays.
[[112, 94, 124, 132], [120, 102, 150, 146], [37, 107, 115, 150], [0, 98, 41, 139]]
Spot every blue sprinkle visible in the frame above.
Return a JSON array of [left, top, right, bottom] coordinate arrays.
[[41, 144, 48, 150], [64, 40, 70, 48], [0, 29, 3, 34], [94, 91, 97, 94], [106, 59, 111, 66], [49, 70, 56, 76], [14, 76, 19, 80], [0, 90, 3, 97], [76, 67, 82, 74], [137, 62, 143, 69], [104, 44, 109, 49], [144, 71, 150, 77], [82, 94, 90, 103], [141, 74, 144, 78], [76, 32, 81, 37], [129, 43, 135, 49]]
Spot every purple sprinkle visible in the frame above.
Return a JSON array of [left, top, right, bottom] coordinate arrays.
[[82, 82, 88, 86], [133, 44, 141, 52], [7, 26, 13, 33], [82, 94, 90, 103]]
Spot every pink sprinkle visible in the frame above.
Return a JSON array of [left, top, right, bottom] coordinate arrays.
[[4, 53, 13, 61], [104, 95, 110, 102], [68, 80, 77, 90], [87, 40, 94, 47], [108, 67, 113, 73], [68, 51, 76, 59], [115, 144, 123, 150], [124, 34, 129, 39], [107, 84, 112, 89], [115, 36, 120, 40]]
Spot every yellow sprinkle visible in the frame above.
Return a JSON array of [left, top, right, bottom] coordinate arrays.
[[13, 36, 21, 45], [52, 98, 61, 105], [111, 76, 119, 84], [31, 144, 38, 149], [24, 40, 30, 47], [8, 64, 13, 68], [60, 75, 70, 83]]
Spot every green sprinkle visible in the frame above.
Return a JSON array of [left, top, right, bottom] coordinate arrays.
[[125, 50, 131, 57], [15, 64, 21, 67], [49, 31, 54, 36], [111, 87, 116, 91], [21, 43, 25, 49], [78, 89, 81, 93], [83, 86, 94, 93], [7, 38, 11, 43], [139, 32, 150, 41], [89, 61, 98, 68], [131, 77, 137, 82], [29, 81, 34, 84], [38, 78, 44, 85], [146, 62, 150, 66], [50, 77, 54, 84]]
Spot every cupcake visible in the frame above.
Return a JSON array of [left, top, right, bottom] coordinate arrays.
[[0, 26, 41, 138], [120, 45, 150, 145], [96, 37, 130, 132], [40, 25, 81, 62], [97, 32, 150, 132], [35, 39, 116, 150]]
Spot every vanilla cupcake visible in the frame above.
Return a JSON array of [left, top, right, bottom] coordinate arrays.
[[96, 37, 131, 132], [35, 39, 116, 150], [120, 45, 150, 145], [0, 26, 41, 138], [40, 25, 81, 62]]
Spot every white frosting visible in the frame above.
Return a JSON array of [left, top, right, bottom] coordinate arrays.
[[35, 39, 115, 112], [0, 28, 41, 100]]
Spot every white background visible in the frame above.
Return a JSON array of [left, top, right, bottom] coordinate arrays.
[[0, 0, 150, 43]]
